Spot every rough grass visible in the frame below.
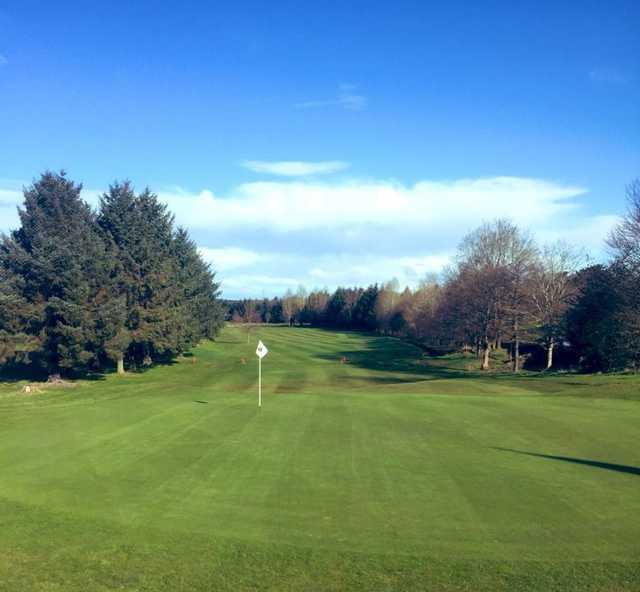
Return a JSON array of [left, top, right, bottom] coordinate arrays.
[[0, 325, 638, 591]]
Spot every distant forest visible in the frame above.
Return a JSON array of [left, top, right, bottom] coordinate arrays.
[[227, 180, 640, 374], [0, 171, 224, 378]]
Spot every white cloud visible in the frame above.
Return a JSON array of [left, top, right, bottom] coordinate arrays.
[[221, 274, 301, 292], [0, 180, 23, 233], [0, 174, 618, 298], [535, 214, 620, 252], [305, 253, 454, 286], [240, 160, 349, 177], [0, 187, 21, 206], [157, 176, 586, 234], [198, 246, 270, 271], [207, 252, 455, 297], [152, 175, 615, 297], [296, 84, 368, 111]]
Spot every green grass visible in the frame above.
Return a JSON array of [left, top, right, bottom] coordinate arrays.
[[1, 325, 639, 591]]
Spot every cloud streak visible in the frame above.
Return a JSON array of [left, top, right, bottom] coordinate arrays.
[[240, 160, 349, 176], [296, 84, 367, 111], [588, 68, 628, 85], [156, 176, 586, 233]]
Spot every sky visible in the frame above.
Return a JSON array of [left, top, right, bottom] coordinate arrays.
[[0, 1, 638, 298]]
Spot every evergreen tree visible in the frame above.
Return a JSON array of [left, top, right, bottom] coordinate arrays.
[[99, 184, 223, 367], [171, 227, 224, 345], [99, 183, 177, 365], [0, 172, 223, 377], [269, 298, 285, 324], [0, 258, 41, 365], [325, 288, 349, 327], [566, 266, 625, 371], [353, 285, 379, 330], [3, 171, 113, 376]]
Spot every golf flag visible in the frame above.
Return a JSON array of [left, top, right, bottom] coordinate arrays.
[[256, 340, 268, 359], [256, 340, 268, 408]]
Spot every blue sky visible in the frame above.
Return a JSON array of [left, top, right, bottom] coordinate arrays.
[[1, 1, 638, 297]]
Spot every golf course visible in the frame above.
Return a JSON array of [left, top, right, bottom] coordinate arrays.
[[1, 324, 639, 591]]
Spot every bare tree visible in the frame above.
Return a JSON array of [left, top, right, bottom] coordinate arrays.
[[375, 278, 401, 334], [502, 232, 537, 372], [457, 220, 536, 371], [406, 277, 442, 341], [282, 289, 296, 325], [607, 179, 640, 270], [530, 242, 583, 370]]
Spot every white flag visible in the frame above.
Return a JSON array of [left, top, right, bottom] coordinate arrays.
[[256, 340, 268, 359]]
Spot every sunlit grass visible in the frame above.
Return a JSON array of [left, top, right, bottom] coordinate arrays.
[[0, 325, 638, 591]]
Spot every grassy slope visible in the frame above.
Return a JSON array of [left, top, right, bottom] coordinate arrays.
[[0, 325, 638, 591]]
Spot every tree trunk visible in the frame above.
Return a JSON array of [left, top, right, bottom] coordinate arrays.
[[546, 340, 554, 370], [116, 354, 125, 376], [513, 317, 520, 373], [481, 338, 491, 370]]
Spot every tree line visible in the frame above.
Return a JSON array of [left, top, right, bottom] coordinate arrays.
[[0, 171, 224, 378], [229, 180, 640, 373]]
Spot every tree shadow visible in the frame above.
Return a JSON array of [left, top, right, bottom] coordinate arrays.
[[494, 447, 640, 477], [0, 355, 181, 384], [0, 364, 49, 383], [314, 333, 477, 381]]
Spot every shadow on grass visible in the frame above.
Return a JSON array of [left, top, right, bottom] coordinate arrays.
[[0, 356, 182, 384], [0, 363, 111, 382], [315, 333, 476, 382], [494, 447, 640, 477], [0, 364, 49, 383]]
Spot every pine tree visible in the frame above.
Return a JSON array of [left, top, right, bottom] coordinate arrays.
[[4, 171, 113, 376], [0, 257, 41, 366], [0, 173, 223, 377], [171, 227, 224, 346], [353, 285, 379, 330], [99, 184, 222, 367]]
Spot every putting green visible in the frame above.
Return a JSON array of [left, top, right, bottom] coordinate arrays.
[[0, 325, 638, 591]]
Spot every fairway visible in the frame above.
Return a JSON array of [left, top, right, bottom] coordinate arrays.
[[1, 325, 639, 591]]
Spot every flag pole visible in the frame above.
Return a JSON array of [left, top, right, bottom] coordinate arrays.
[[258, 356, 262, 408], [255, 340, 268, 408]]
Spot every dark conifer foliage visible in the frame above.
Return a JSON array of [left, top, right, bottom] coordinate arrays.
[[171, 227, 224, 344], [1, 172, 113, 375], [0, 261, 40, 365], [0, 172, 223, 376], [566, 266, 624, 371]]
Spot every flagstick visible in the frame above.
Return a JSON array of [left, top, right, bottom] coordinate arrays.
[[258, 356, 262, 408], [255, 340, 267, 409]]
